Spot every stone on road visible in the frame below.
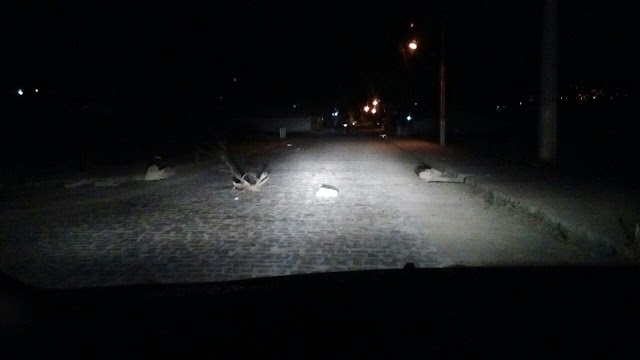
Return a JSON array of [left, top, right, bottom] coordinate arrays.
[[315, 185, 339, 198]]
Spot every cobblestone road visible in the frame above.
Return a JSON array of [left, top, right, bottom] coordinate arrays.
[[1, 135, 590, 288]]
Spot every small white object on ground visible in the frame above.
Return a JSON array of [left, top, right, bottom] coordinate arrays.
[[419, 169, 443, 181], [144, 165, 162, 181], [234, 197, 239, 201], [316, 185, 339, 198], [287, 143, 292, 147], [144, 164, 175, 181], [419, 169, 466, 183], [380, 134, 387, 138]]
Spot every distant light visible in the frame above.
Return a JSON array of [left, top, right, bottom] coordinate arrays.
[[293, 104, 297, 109], [371, 108, 377, 114], [410, 23, 414, 28], [219, 96, 223, 100], [592, 96, 596, 100], [233, 77, 237, 82], [343, 123, 348, 127], [364, 105, 370, 112], [35, 88, 39, 93], [519, 101, 523, 105], [17, 89, 24, 96], [414, 102, 418, 106], [406, 115, 412, 121], [352, 122, 356, 126], [408, 41, 418, 50], [372, 99, 379, 106]]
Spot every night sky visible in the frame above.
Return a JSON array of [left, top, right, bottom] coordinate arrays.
[[3, 1, 637, 114]]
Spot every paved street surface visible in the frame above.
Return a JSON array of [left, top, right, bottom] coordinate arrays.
[[1, 135, 595, 288]]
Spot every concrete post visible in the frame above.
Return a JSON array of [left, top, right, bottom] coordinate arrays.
[[439, 20, 447, 146], [538, 0, 558, 162]]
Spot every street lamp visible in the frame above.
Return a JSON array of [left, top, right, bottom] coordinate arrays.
[[371, 108, 377, 114], [405, 24, 446, 146], [364, 105, 370, 112], [372, 99, 379, 106]]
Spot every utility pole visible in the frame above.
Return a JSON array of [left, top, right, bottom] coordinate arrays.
[[438, 19, 446, 146], [538, 0, 558, 161]]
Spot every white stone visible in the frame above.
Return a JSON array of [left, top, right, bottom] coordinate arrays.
[[316, 185, 339, 198], [418, 169, 443, 181], [144, 164, 162, 181], [144, 165, 175, 181], [419, 169, 466, 183]]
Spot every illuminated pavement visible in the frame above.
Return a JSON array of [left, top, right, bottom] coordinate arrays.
[[1, 135, 595, 288]]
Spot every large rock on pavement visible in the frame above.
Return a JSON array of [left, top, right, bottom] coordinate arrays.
[[418, 169, 443, 181], [144, 164, 175, 181], [316, 184, 339, 198], [419, 168, 466, 183]]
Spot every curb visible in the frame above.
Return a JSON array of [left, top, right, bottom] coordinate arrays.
[[464, 177, 620, 261], [388, 138, 625, 262]]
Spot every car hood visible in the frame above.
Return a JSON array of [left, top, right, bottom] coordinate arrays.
[[2, 266, 639, 357]]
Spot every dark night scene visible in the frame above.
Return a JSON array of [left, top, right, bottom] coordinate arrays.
[[2, 1, 640, 356]]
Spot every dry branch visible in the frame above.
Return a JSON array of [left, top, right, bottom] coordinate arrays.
[[196, 142, 269, 191]]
